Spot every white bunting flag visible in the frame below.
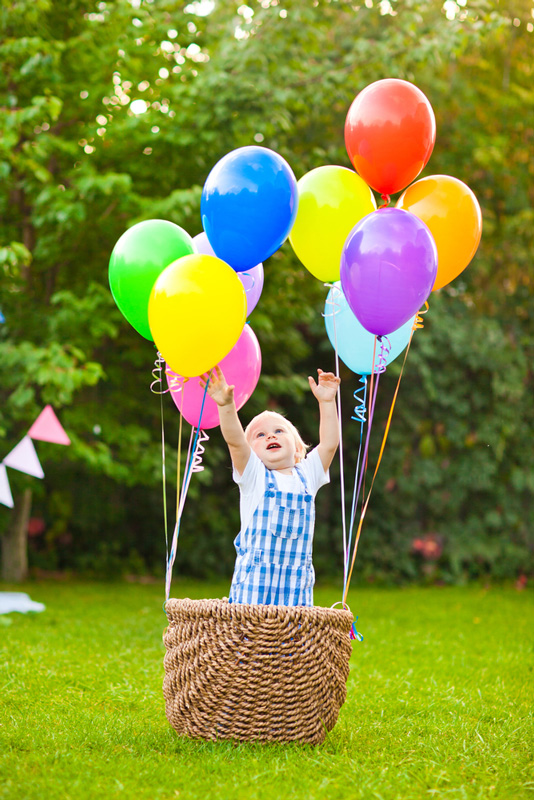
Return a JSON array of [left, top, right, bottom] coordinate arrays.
[[0, 463, 14, 508], [3, 436, 44, 479]]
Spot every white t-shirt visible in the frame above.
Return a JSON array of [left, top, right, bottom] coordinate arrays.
[[232, 447, 329, 538]]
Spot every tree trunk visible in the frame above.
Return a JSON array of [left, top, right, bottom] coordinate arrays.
[[1, 488, 32, 583]]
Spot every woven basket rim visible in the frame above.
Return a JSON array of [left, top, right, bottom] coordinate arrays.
[[165, 596, 354, 626]]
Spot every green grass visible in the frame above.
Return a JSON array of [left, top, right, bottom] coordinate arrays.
[[0, 580, 532, 800]]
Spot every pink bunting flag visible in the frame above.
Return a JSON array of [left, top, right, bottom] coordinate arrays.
[[28, 405, 71, 446], [3, 436, 44, 479], [0, 464, 14, 508]]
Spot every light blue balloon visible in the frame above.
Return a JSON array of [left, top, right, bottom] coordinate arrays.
[[201, 146, 298, 272], [324, 283, 414, 375]]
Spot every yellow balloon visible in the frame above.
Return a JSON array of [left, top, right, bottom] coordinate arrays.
[[396, 175, 482, 291], [289, 165, 377, 282], [148, 254, 247, 377]]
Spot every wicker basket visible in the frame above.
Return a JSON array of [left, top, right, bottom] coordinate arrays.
[[163, 597, 353, 744]]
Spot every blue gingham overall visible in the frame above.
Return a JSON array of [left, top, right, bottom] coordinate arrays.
[[229, 464, 315, 606]]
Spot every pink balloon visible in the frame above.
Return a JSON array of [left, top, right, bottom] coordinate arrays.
[[193, 232, 264, 316], [166, 324, 262, 429]]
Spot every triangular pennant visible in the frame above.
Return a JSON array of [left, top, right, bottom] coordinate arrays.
[[0, 464, 14, 508], [28, 405, 71, 446], [3, 436, 44, 479]]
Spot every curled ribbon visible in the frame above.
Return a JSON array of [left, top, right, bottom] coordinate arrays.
[[239, 271, 256, 294], [351, 374, 368, 423], [412, 301, 429, 332], [330, 601, 364, 642], [166, 371, 187, 396], [191, 430, 209, 473], [322, 282, 342, 318], [150, 352, 167, 395], [374, 335, 392, 375], [349, 619, 364, 642]]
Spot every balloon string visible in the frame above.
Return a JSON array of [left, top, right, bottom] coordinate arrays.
[[358, 336, 389, 509], [379, 194, 391, 208], [150, 352, 170, 559], [323, 282, 349, 589], [176, 409, 183, 524], [351, 370, 380, 544], [358, 336, 378, 509], [342, 374, 367, 602], [159, 387, 169, 562], [342, 305, 429, 603], [165, 379, 210, 600]]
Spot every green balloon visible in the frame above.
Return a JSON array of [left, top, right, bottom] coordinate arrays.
[[109, 219, 195, 340]]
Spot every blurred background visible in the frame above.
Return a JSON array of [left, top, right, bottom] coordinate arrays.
[[1, 0, 532, 587]]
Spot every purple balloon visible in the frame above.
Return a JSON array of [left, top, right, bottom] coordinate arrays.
[[340, 208, 437, 336], [193, 232, 264, 316]]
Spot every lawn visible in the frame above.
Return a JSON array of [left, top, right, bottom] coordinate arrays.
[[0, 580, 532, 800]]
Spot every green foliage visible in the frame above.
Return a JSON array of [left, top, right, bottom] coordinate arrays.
[[0, 0, 532, 582]]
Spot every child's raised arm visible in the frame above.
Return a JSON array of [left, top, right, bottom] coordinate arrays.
[[308, 369, 341, 472], [199, 366, 251, 476]]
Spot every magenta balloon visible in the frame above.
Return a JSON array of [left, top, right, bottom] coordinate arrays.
[[166, 323, 262, 430], [340, 208, 437, 336], [193, 232, 264, 316]]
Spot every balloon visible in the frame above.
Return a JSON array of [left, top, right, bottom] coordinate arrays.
[[201, 146, 298, 272], [166, 324, 262, 430], [324, 283, 415, 375], [109, 219, 195, 340], [340, 208, 437, 336], [193, 232, 264, 315], [148, 254, 247, 377], [396, 175, 482, 291], [344, 79, 436, 196], [288, 166, 377, 282]]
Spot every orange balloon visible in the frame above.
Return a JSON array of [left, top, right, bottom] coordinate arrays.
[[396, 175, 482, 291]]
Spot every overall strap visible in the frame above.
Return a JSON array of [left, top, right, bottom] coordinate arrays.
[[265, 463, 310, 497]]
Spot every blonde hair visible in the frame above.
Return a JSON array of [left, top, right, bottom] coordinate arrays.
[[244, 411, 309, 464]]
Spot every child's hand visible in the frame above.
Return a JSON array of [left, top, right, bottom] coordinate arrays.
[[308, 369, 340, 403], [199, 365, 235, 407]]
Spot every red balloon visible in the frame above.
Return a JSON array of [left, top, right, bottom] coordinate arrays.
[[344, 79, 436, 196]]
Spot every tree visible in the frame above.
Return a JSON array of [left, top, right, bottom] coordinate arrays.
[[0, 0, 532, 583]]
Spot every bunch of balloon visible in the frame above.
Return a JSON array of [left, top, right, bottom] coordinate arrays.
[[337, 79, 482, 601]]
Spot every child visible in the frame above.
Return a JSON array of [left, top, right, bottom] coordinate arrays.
[[200, 366, 340, 606]]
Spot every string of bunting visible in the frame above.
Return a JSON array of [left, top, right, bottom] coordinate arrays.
[[0, 405, 71, 509]]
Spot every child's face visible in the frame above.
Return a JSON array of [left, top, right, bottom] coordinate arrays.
[[248, 418, 297, 471]]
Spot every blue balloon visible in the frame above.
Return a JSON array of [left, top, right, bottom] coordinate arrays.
[[324, 283, 414, 375], [201, 146, 298, 272]]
